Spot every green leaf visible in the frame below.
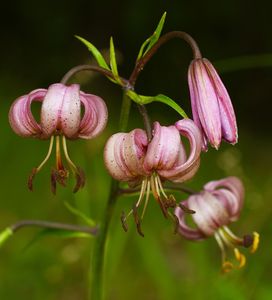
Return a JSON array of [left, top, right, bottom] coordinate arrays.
[[75, 35, 110, 70], [109, 37, 121, 84], [126, 91, 188, 118], [136, 12, 167, 61], [64, 201, 96, 226], [0, 227, 13, 248]]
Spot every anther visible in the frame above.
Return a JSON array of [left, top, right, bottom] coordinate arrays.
[[132, 205, 144, 237], [73, 167, 86, 193], [179, 203, 195, 214], [120, 211, 128, 232], [28, 168, 37, 191]]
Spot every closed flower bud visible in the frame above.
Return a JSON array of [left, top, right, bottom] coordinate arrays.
[[188, 58, 238, 150]]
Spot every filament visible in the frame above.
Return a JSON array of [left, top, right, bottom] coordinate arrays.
[[36, 136, 54, 172]]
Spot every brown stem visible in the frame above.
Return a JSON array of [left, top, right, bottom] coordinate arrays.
[[137, 105, 152, 141], [129, 31, 202, 86], [60, 64, 129, 86], [10, 220, 98, 235]]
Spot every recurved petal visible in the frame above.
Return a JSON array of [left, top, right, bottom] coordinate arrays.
[[202, 58, 238, 144], [104, 129, 148, 182], [188, 192, 229, 236], [78, 92, 108, 139], [204, 176, 244, 219], [188, 59, 222, 148], [143, 122, 181, 173], [157, 119, 202, 182], [204, 176, 244, 203], [9, 89, 46, 137], [175, 203, 205, 241], [60, 84, 81, 138], [212, 189, 241, 221], [40, 83, 67, 138]]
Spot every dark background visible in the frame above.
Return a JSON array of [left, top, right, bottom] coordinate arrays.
[[0, 1, 271, 299]]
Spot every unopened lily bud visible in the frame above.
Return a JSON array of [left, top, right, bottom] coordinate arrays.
[[188, 58, 238, 150]]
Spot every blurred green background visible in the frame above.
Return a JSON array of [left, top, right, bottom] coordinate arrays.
[[0, 0, 272, 299]]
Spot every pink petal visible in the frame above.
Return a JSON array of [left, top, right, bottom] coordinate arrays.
[[204, 176, 244, 220], [158, 119, 202, 183], [60, 84, 81, 138], [104, 129, 148, 182], [175, 204, 205, 241], [143, 122, 181, 173], [9, 89, 46, 137], [40, 83, 67, 138], [78, 92, 108, 139], [188, 59, 222, 148], [204, 176, 244, 203], [202, 58, 238, 144], [188, 192, 229, 236]]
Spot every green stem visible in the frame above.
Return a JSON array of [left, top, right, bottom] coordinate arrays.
[[119, 92, 132, 132], [89, 92, 131, 300], [89, 180, 119, 300]]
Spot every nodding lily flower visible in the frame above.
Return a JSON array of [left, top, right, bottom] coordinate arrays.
[[175, 177, 259, 273], [104, 119, 202, 236], [9, 83, 108, 193], [188, 58, 238, 150]]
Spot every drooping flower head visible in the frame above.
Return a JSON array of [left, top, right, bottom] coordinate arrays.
[[9, 83, 108, 193], [175, 177, 259, 272], [188, 58, 238, 150], [104, 119, 202, 235]]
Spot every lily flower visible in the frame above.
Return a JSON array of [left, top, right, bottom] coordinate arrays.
[[104, 119, 202, 235], [9, 83, 108, 193], [188, 58, 238, 150], [175, 177, 259, 272]]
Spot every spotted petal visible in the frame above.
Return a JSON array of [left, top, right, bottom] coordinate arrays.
[[158, 119, 202, 182], [40, 83, 81, 139], [143, 122, 181, 173], [78, 92, 108, 139], [9, 89, 46, 138], [104, 129, 148, 182]]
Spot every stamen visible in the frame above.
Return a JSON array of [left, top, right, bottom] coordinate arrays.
[[222, 226, 243, 246], [222, 261, 234, 273], [120, 180, 148, 234], [141, 180, 151, 219], [156, 176, 168, 199], [150, 175, 168, 218], [215, 231, 227, 263], [234, 248, 246, 268], [132, 204, 144, 237], [120, 211, 128, 232], [62, 136, 85, 193], [250, 232, 260, 253], [28, 136, 55, 191], [178, 202, 195, 214]]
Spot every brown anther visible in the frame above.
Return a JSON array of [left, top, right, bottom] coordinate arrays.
[[165, 194, 177, 209], [179, 203, 195, 214], [172, 213, 180, 235], [132, 205, 144, 237], [50, 169, 57, 195], [157, 196, 168, 218], [120, 211, 128, 232], [243, 234, 254, 248], [73, 167, 86, 193], [28, 168, 37, 191]]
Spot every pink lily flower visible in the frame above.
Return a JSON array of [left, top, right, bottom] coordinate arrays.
[[9, 83, 108, 193], [188, 58, 238, 150], [175, 177, 259, 272], [104, 119, 202, 235]]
